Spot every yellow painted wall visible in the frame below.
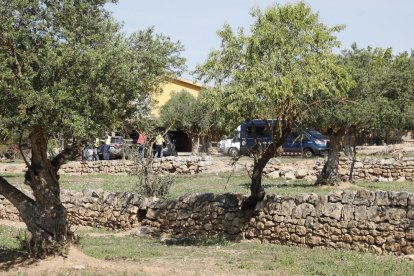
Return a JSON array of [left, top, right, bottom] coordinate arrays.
[[152, 78, 202, 117]]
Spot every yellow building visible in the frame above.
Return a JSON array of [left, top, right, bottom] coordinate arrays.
[[151, 77, 203, 117]]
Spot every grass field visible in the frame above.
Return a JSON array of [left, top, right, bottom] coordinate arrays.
[[1, 223, 414, 275], [3, 171, 414, 200]]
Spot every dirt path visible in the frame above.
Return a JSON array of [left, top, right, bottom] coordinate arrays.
[[0, 220, 252, 275]]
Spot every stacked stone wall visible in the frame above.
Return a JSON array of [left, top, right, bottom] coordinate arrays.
[[335, 157, 414, 182], [0, 189, 153, 229], [2, 188, 414, 255], [143, 191, 414, 255], [263, 157, 414, 182], [3, 156, 413, 183], [60, 156, 213, 175]]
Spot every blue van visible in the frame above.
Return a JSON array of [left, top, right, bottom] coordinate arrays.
[[236, 120, 329, 157], [282, 130, 329, 157]]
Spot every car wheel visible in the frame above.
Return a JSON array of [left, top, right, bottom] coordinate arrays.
[[302, 148, 314, 158], [228, 147, 239, 157]]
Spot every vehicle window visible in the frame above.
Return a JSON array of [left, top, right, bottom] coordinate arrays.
[[246, 126, 267, 137]]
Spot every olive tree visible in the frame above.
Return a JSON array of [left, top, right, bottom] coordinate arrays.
[[158, 89, 220, 153], [314, 45, 413, 185], [194, 2, 352, 208], [0, 0, 185, 257]]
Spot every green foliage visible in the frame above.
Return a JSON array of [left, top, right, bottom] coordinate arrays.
[[134, 171, 175, 198], [158, 89, 225, 139], [194, 2, 352, 197], [312, 45, 414, 142], [0, 0, 185, 144], [158, 90, 198, 131], [194, 2, 352, 128]]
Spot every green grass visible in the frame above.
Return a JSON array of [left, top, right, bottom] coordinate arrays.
[[356, 181, 414, 192], [0, 225, 29, 263], [3, 170, 414, 200], [77, 233, 414, 275], [1, 221, 414, 275]]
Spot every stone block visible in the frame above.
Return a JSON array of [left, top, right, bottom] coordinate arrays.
[[292, 203, 315, 219], [384, 208, 406, 221], [322, 203, 342, 220], [342, 205, 354, 221], [353, 190, 375, 206], [329, 191, 343, 203], [280, 199, 295, 216], [388, 191, 409, 206], [354, 205, 367, 221], [295, 169, 308, 179], [375, 191, 390, 206], [341, 191, 356, 204]]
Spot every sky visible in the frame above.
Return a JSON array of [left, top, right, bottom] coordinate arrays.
[[107, 0, 414, 79]]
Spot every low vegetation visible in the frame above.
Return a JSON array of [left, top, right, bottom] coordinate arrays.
[[1, 223, 414, 275], [3, 171, 414, 200]]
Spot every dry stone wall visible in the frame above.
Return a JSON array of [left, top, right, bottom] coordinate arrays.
[[2, 188, 414, 255], [60, 156, 214, 175], [143, 190, 414, 255], [0, 189, 153, 229], [3, 156, 413, 183], [263, 157, 414, 182], [335, 157, 414, 182]]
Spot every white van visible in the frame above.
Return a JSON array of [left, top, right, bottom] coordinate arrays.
[[218, 126, 241, 157]]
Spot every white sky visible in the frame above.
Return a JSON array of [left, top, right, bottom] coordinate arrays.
[[107, 0, 414, 79]]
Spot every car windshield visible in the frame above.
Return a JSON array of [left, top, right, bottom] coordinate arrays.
[[306, 130, 326, 140]]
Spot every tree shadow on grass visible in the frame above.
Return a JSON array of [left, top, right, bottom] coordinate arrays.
[[275, 182, 316, 189], [239, 183, 276, 189], [0, 248, 33, 271], [239, 181, 317, 190]]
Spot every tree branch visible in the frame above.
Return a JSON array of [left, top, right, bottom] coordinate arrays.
[[0, 176, 35, 208], [51, 142, 82, 172], [18, 130, 31, 168]]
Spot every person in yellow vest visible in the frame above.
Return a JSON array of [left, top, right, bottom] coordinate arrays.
[[154, 133, 165, 158], [93, 137, 100, 161]]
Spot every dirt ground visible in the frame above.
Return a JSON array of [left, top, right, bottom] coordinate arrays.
[[0, 219, 262, 276]]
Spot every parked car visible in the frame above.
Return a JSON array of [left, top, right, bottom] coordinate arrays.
[[97, 136, 130, 159], [218, 120, 329, 158], [282, 130, 329, 158]]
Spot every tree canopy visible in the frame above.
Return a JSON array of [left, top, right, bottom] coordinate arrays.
[[0, 0, 185, 257], [0, 2, 185, 140], [194, 2, 353, 206]]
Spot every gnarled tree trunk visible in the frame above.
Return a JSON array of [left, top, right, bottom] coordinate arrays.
[[315, 126, 346, 186], [242, 127, 290, 210], [0, 126, 79, 257]]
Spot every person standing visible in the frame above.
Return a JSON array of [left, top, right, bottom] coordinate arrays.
[[103, 135, 111, 160], [93, 137, 100, 161], [154, 133, 164, 158], [137, 133, 146, 158]]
